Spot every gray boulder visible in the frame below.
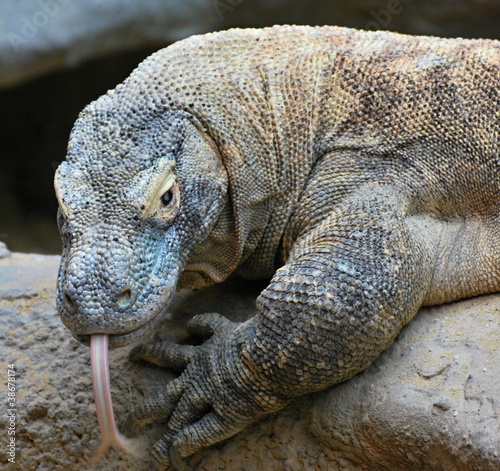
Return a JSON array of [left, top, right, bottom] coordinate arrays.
[[0, 0, 219, 88], [1, 251, 499, 470]]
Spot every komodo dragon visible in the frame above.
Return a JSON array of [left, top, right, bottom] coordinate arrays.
[[54, 25, 500, 469]]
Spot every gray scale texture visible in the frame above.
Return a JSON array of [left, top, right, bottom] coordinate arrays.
[[53, 26, 500, 469]]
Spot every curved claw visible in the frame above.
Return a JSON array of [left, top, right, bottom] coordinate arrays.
[[149, 434, 200, 471], [121, 411, 138, 437], [170, 445, 202, 471], [171, 411, 252, 459], [148, 443, 195, 471]]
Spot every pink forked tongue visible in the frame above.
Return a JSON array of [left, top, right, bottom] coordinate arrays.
[[90, 334, 143, 459]]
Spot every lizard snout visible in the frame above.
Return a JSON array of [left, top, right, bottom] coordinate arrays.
[[57, 236, 144, 335], [62, 279, 133, 314]]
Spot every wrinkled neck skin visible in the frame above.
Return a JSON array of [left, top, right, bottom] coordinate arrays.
[[170, 44, 330, 284]]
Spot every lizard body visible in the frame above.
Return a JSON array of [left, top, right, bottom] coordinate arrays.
[[54, 25, 500, 468]]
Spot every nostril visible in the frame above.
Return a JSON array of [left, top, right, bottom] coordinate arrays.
[[116, 288, 132, 310], [64, 291, 75, 311]]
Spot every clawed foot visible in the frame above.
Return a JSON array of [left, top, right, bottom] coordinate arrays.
[[124, 313, 286, 470]]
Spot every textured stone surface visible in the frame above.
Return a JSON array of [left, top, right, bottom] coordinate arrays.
[[1, 252, 499, 470]]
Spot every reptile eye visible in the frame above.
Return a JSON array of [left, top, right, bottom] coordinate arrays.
[[161, 189, 174, 206]]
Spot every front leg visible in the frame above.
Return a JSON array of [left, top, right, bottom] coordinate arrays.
[[127, 185, 436, 469]]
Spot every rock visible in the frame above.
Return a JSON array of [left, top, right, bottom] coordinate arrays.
[[0, 242, 11, 259], [0, 0, 219, 89], [1, 252, 499, 470], [1, 0, 500, 89], [306, 298, 500, 470]]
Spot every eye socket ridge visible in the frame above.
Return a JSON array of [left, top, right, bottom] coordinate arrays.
[[140, 166, 179, 221], [157, 181, 180, 221]]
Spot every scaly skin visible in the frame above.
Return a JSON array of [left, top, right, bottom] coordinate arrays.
[[54, 26, 500, 469]]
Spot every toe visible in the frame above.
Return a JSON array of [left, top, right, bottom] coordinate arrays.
[[150, 434, 174, 470], [125, 379, 185, 431], [186, 313, 232, 339], [129, 342, 197, 370], [172, 411, 252, 459], [167, 389, 210, 432]]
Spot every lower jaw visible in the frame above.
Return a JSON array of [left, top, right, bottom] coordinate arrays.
[[74, 310, 165, 349]]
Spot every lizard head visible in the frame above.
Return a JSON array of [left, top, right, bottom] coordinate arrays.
[[54, 93, 228, 348]]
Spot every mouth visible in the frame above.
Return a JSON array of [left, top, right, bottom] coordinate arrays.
[[74, 306, 166, 349]]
